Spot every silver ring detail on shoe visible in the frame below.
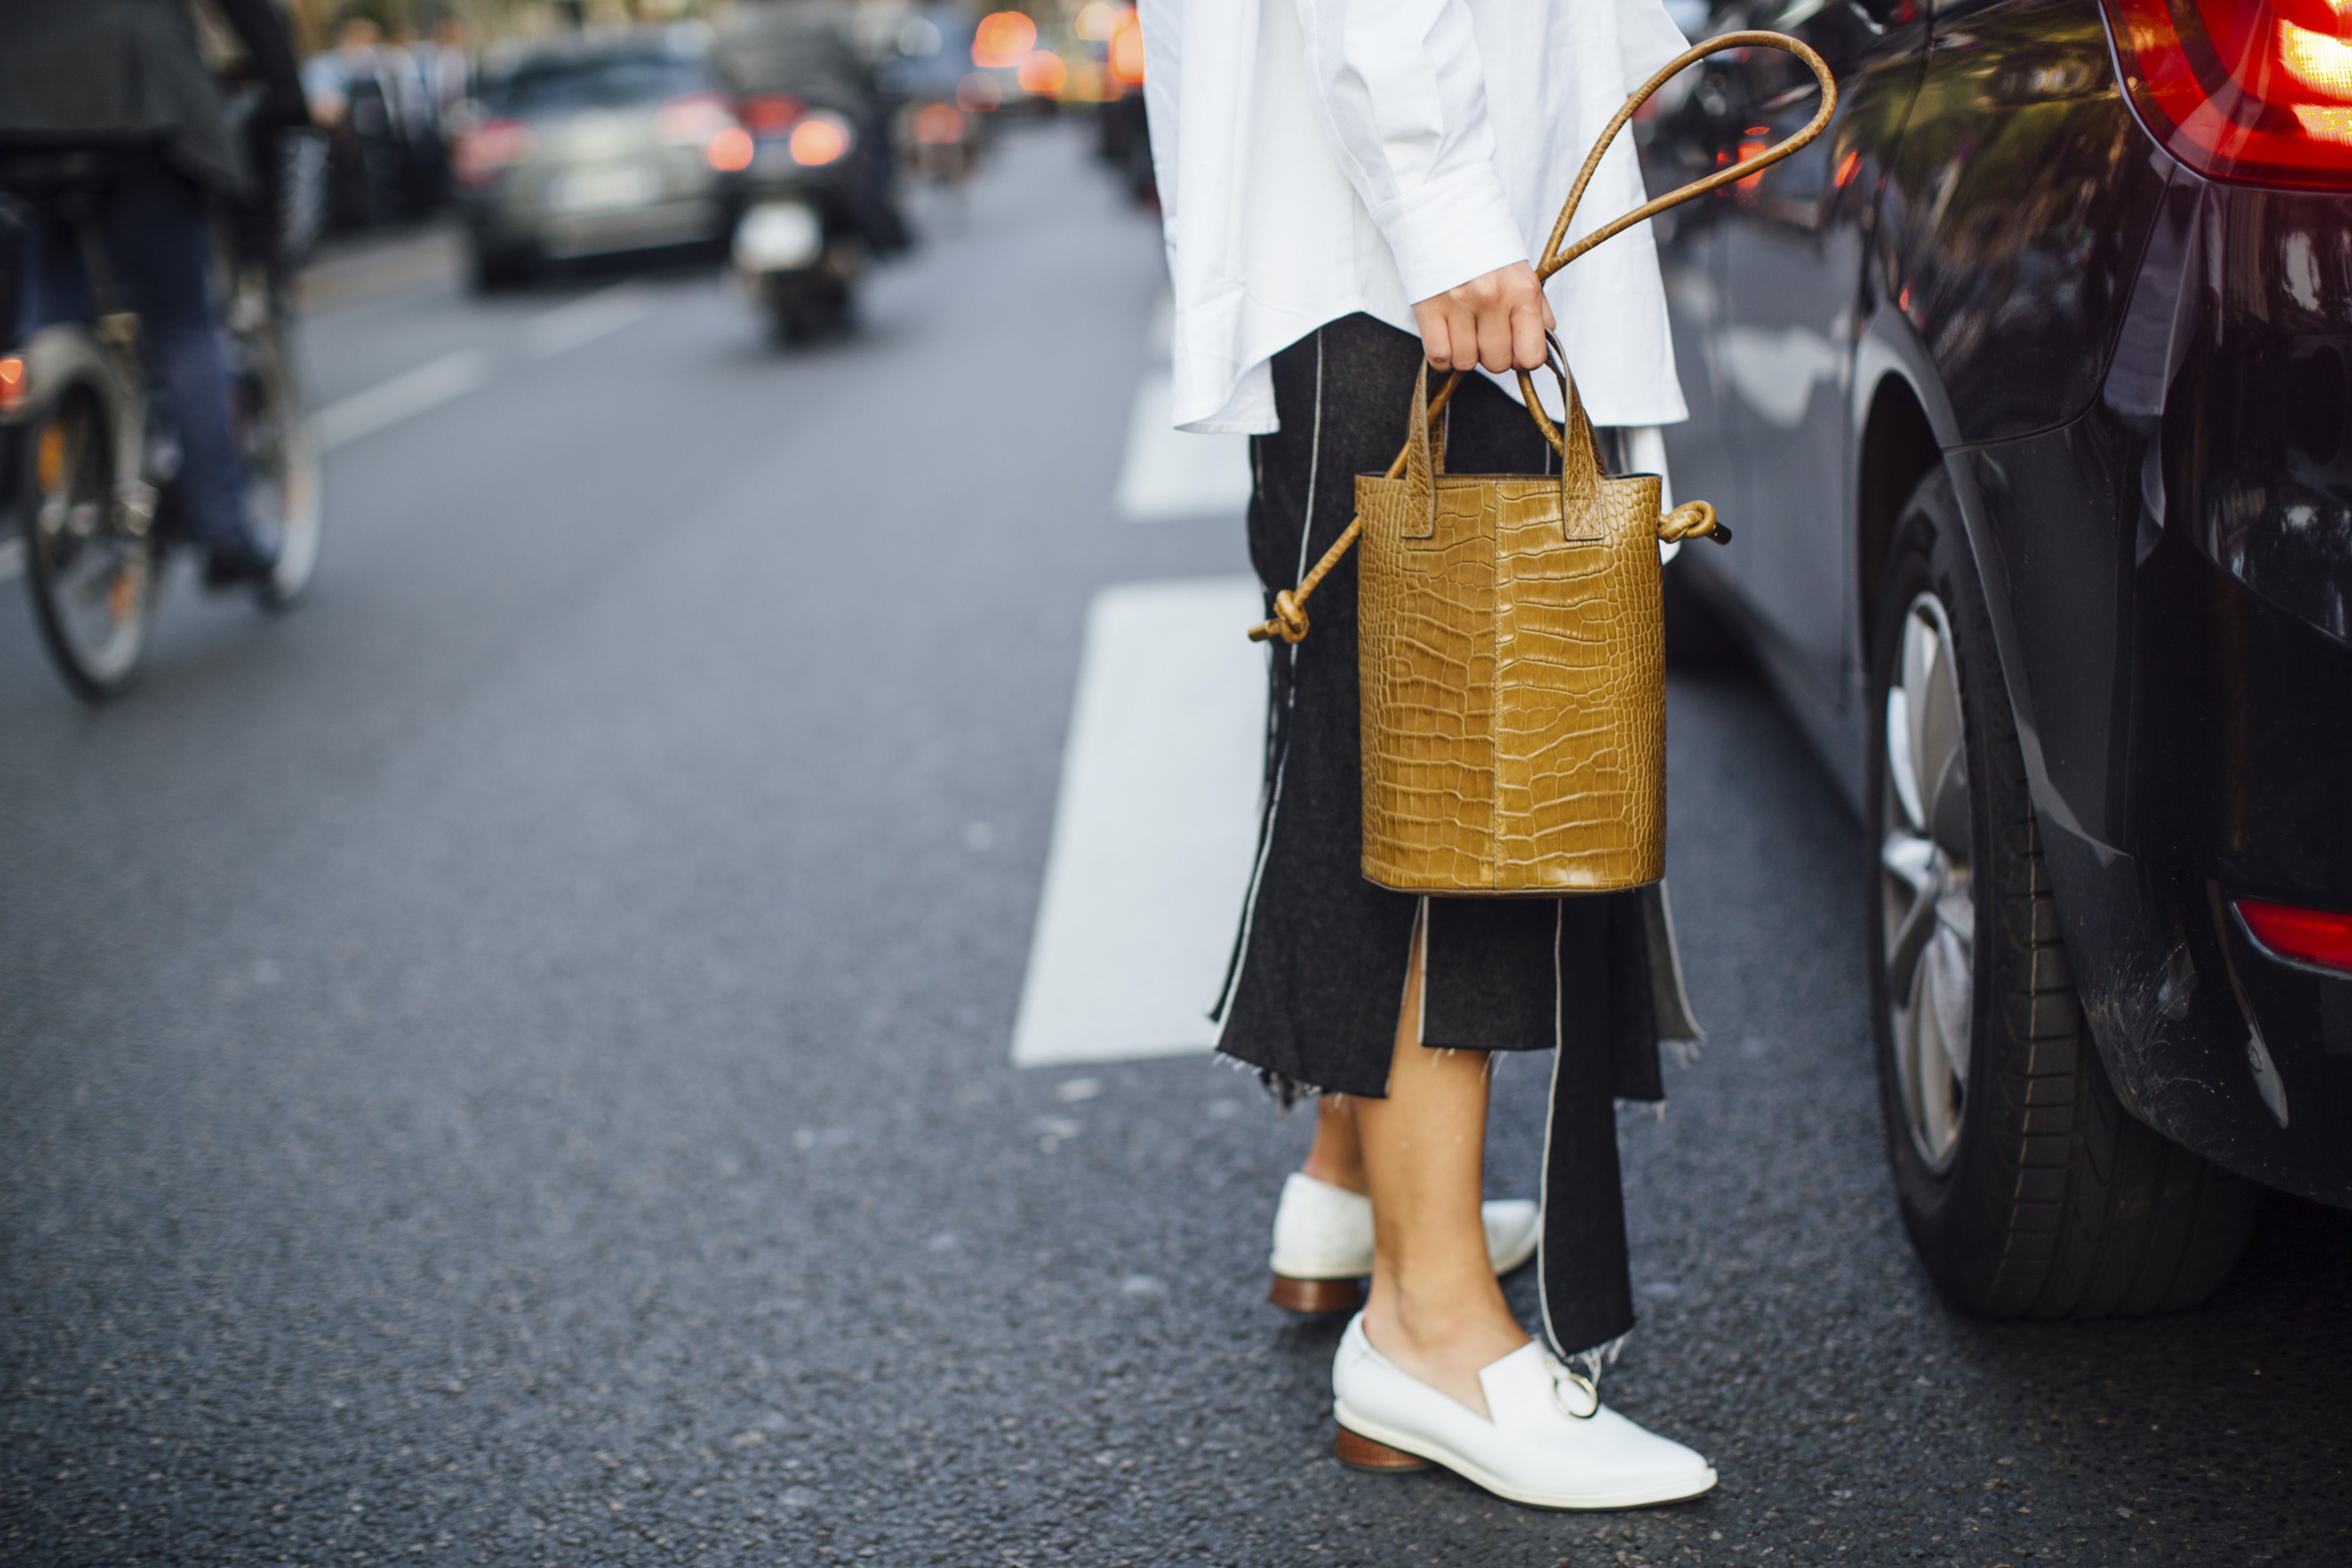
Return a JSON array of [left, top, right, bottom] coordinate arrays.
[[1551, 1364, 1600, 1420]]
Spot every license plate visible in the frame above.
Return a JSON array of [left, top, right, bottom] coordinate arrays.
[[549, 164, 662, 214], [733, 201, 823, 270]]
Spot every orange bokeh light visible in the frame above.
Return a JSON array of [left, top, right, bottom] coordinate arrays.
[[1017, 50, 1068, 94], [706, 126, 754, 172], [972, 11, 1037, 68], [1108, 12, 1145, 84], [912, 103, 967, 145], [1735, 131, 1768, 194], [789, 115, 850, 166]]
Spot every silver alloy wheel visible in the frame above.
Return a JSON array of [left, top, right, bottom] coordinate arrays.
[[1881, 591, 1975, 1173]]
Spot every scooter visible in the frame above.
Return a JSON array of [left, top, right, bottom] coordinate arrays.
[[727, 88, 909, 343]]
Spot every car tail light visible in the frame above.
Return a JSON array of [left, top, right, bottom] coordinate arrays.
[[740, 93, 804, 136], [2235, 897, 2352, 971], [0, 355, 24, 416], [788, 112, 855, 166], [452, 118, 535, 187], [706, 127, 753, 172], [2103, 0, 2352, 185]]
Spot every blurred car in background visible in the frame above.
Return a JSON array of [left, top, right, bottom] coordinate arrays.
[[1642, 0, 2352, 1320], [450, 26, 747, 291], [880, 5, 987, 184]]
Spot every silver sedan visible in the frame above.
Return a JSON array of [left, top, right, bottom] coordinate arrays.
[[451, 30, 751, 290]]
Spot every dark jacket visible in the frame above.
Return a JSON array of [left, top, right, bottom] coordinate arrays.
[[0, 0, 306, 196]]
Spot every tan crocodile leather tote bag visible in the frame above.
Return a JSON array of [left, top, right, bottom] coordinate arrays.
[[1247, 31, 1834, 895]]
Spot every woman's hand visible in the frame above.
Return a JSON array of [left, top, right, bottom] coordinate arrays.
[[1412, 262, 1555, 374]]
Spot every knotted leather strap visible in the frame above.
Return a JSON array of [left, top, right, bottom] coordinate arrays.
[[1247, 30, 1835, 645]]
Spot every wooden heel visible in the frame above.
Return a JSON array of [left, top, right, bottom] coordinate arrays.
[[1268, 1274, 1363, 1314], [1334, 1425, 1429, 1472]]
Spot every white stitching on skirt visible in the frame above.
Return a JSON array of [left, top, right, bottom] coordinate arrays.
[[1212, 331, 1326, 1043]]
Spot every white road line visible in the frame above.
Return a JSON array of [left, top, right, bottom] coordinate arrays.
[[1112, 371, 1254, 523], [0, 536, 21, 586], [1010, 576, 1267, 1067], [316, 348, 492, 450], [523, 281, 660, 360]]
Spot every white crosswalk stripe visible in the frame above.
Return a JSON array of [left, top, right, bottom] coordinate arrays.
[[1010, 576, 1267, 1066], [1112, 373, 1254, 522]]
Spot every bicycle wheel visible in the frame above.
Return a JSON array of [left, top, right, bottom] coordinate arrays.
[[229, 295, 322, 608], [22, 386, 154, 702]]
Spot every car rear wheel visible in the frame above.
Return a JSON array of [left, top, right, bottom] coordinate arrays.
[[1867, 469, 2255, 1317], [469, 240, 535, 294]]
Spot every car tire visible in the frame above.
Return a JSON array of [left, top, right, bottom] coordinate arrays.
[[469, 241, 533, 294], [1866, 468, 2256, 1318]]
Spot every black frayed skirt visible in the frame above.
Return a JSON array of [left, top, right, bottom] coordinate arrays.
[[1212, 314, 1685, 1360]]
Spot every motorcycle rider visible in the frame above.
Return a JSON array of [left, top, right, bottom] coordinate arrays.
[[0, 0, 311, 585], [718, 0, 912, 258]]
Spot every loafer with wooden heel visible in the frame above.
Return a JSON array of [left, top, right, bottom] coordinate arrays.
[[1329, 1315, 1716, 1510], [1267, 1172, 1541, 1313]]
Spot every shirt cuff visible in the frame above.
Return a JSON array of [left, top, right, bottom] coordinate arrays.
[[1374, 166, 1529, 305]]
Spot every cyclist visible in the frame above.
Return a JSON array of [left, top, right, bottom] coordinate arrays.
[[0, 0, 311, 586]]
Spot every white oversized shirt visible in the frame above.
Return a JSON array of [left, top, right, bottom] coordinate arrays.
[[1139, 0, 1693, 434]]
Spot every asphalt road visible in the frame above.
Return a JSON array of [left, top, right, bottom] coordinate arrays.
[[3, 125, 2348, 1568]]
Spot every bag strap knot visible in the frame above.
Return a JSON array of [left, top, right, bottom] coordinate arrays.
[[1247, 30, 1832, 645]]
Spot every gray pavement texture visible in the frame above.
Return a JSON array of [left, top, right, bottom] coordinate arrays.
[[3, 125, 2349, 1568]]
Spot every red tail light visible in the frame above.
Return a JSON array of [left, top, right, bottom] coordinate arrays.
[[2235, 896, 2352, 972], [787, 112, 855, 167], [2104, 0, 2352, 185], [452, 118, 535, 187], [740, 94, 805, 136]]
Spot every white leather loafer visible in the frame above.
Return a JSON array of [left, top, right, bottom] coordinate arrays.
[[1268, 1172, 1540, 1313], [1329, 1315, 1716, 1510]]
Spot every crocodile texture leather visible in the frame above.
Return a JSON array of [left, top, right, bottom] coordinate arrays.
[[1239, 30, 1835, 893], [1357, 362, 1666, 894]]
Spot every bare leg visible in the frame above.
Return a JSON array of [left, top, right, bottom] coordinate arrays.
[[1353, 921, 1529, 1419], [1301, 1095, 1368, 1194]]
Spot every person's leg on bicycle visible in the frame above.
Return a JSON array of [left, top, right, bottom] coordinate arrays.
[[101, 158, 277, 583]]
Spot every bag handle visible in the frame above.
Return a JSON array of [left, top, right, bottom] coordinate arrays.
[[1248, 30, 1835, 645]]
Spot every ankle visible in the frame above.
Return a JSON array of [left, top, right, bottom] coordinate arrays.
[[1301, 1148, 1369, 1195], [1364, 1276, 1526, 1362]]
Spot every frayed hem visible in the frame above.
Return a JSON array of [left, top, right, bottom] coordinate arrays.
[[1564, 1332, 1629, 1386], [1212, 1050, 1321, 1111]]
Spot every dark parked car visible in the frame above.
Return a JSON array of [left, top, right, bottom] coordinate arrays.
[[1642, 0, 2352, 1316]]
